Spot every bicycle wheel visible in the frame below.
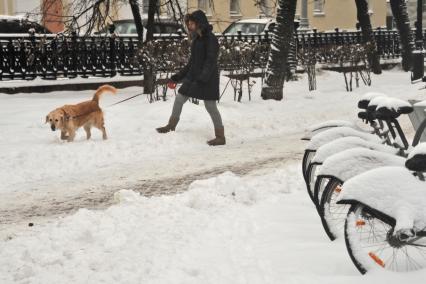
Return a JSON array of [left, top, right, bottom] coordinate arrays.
[[302, 150, 315, 182], [305, 163, 320, 202], [319, 178, 349, 241], [313, 175, 328, 208], [344, 203, 426, 274]]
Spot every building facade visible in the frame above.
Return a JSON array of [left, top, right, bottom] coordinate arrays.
[[186, 0, 387, 33], [0, 0, 15, 15], [0, 0, 392, 34], [187, 0, 275, 32], [304, 0, 387, 31]]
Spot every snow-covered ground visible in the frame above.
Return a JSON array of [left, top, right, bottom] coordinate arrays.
[[0, 69, 422, 196], [1, 68, 425, 283], [2, 165, 426, 283]]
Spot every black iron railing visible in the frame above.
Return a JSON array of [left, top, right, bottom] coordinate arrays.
[[0, 28, 425, 81]]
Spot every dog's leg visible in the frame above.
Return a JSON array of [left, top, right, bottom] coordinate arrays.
[[67, 129, 76, 142], [96, 115, 107, 140], [101, 126, 107, 140], [60, 130, 69, 140], [84, 125, 91, 140]]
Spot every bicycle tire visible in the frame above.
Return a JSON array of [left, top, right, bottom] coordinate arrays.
[[319, 178, 348, 241], [344, 203, 426, 273], [305, 163, 319, 202], [302, 150, 315, 183], [313, 175, 328, 208]]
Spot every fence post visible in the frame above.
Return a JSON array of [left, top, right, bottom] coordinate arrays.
[[51, 37, 58, 79], [334, 27, 340, 45], [71, 31, 78, 78], [109, 25, 116, 77], [313, 28, 318, 48]]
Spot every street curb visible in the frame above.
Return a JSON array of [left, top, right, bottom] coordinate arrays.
[[0, 79, 144, 94]]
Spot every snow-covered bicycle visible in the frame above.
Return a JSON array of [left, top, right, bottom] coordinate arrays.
[[301, 92, 389, 183], [304, 94, 412, 204], [337, 143, 426, 273], [314, 99, 426, 241]]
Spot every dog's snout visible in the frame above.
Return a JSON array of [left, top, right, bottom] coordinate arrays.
[[51, 125, 56, 131]]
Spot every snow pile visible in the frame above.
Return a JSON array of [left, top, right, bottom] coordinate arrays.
[[305, 120, 358, 132], [360, 92, 388, 101], [357, 92, 387, 109], [0, 168, 303, 283], [318, 147, 405, 181], [306, 127, 380, 151], [312, 136, 398, 164], [408, 142, 426, 158], [414, 100, 426, 108], [339, 166, 426, 231], [369, 96, 411, 112], [302, 120, 359, 140]]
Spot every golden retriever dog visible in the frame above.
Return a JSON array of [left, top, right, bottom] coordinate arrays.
[[46, 85, 116, 142]]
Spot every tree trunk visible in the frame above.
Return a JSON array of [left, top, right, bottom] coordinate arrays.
[[129, 0, 144, 42], [145, 0, 158, 41], [261, 0, 297, 101], [354, 0, 382, 74], [389, 0, 414, 71], [415, 0, 423, 45], [143, 0, 158, 94]]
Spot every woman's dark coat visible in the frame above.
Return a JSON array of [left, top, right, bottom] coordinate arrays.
[[170, 10, 220, 101]]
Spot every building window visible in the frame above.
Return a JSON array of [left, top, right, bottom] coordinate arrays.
[[198, 0, 212, 15], [313, 0, 325, 16], [230, 0, 241, 15]]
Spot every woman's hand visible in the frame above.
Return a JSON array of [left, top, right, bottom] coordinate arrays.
[[167, 80, 177, 89]]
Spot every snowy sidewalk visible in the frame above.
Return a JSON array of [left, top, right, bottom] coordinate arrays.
[[0, 134, 301, 231]]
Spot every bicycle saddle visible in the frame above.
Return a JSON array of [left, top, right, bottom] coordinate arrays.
[[358, 92, 387, 110], [405, 143, 426, 172], [370, 97, 413, 120]]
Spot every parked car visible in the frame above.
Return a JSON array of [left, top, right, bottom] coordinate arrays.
[[223, 18, 299, 35], [0, 15, 51, 34], [96, 18, 186, 38]]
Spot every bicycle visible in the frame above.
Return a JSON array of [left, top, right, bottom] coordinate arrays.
[[304, 95, 410, 203], [337, 143, 426, 273], [313, 98, 425, 241]]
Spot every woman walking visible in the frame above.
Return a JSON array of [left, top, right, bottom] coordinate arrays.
[[156, 10, 225, 146]]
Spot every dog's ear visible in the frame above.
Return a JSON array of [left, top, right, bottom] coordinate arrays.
[[45, 115, 49, 124]]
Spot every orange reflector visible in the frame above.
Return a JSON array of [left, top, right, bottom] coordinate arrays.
[[356, 220, 366, 227], [334, 186, 342, 193], [369, 252, 385, 268]]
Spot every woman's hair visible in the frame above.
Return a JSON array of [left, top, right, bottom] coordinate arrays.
[[183, 13, 196, 40], [183, 13, 190, 26], [187, 10, 211, 37]]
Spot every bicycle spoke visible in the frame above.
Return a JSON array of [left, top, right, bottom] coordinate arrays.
[[346, 204, 426, 272]]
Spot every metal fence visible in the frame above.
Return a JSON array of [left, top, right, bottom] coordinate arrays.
[[0, 28, 424, 81]]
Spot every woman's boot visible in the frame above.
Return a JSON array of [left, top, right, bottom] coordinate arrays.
[[207, 128, 226, 146], [156, 117, 179, 133]]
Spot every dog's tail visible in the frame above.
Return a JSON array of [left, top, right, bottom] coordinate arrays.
[[92, 84, 117, 103]]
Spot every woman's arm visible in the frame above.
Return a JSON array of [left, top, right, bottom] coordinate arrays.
[[171, 54, 193, 83]]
